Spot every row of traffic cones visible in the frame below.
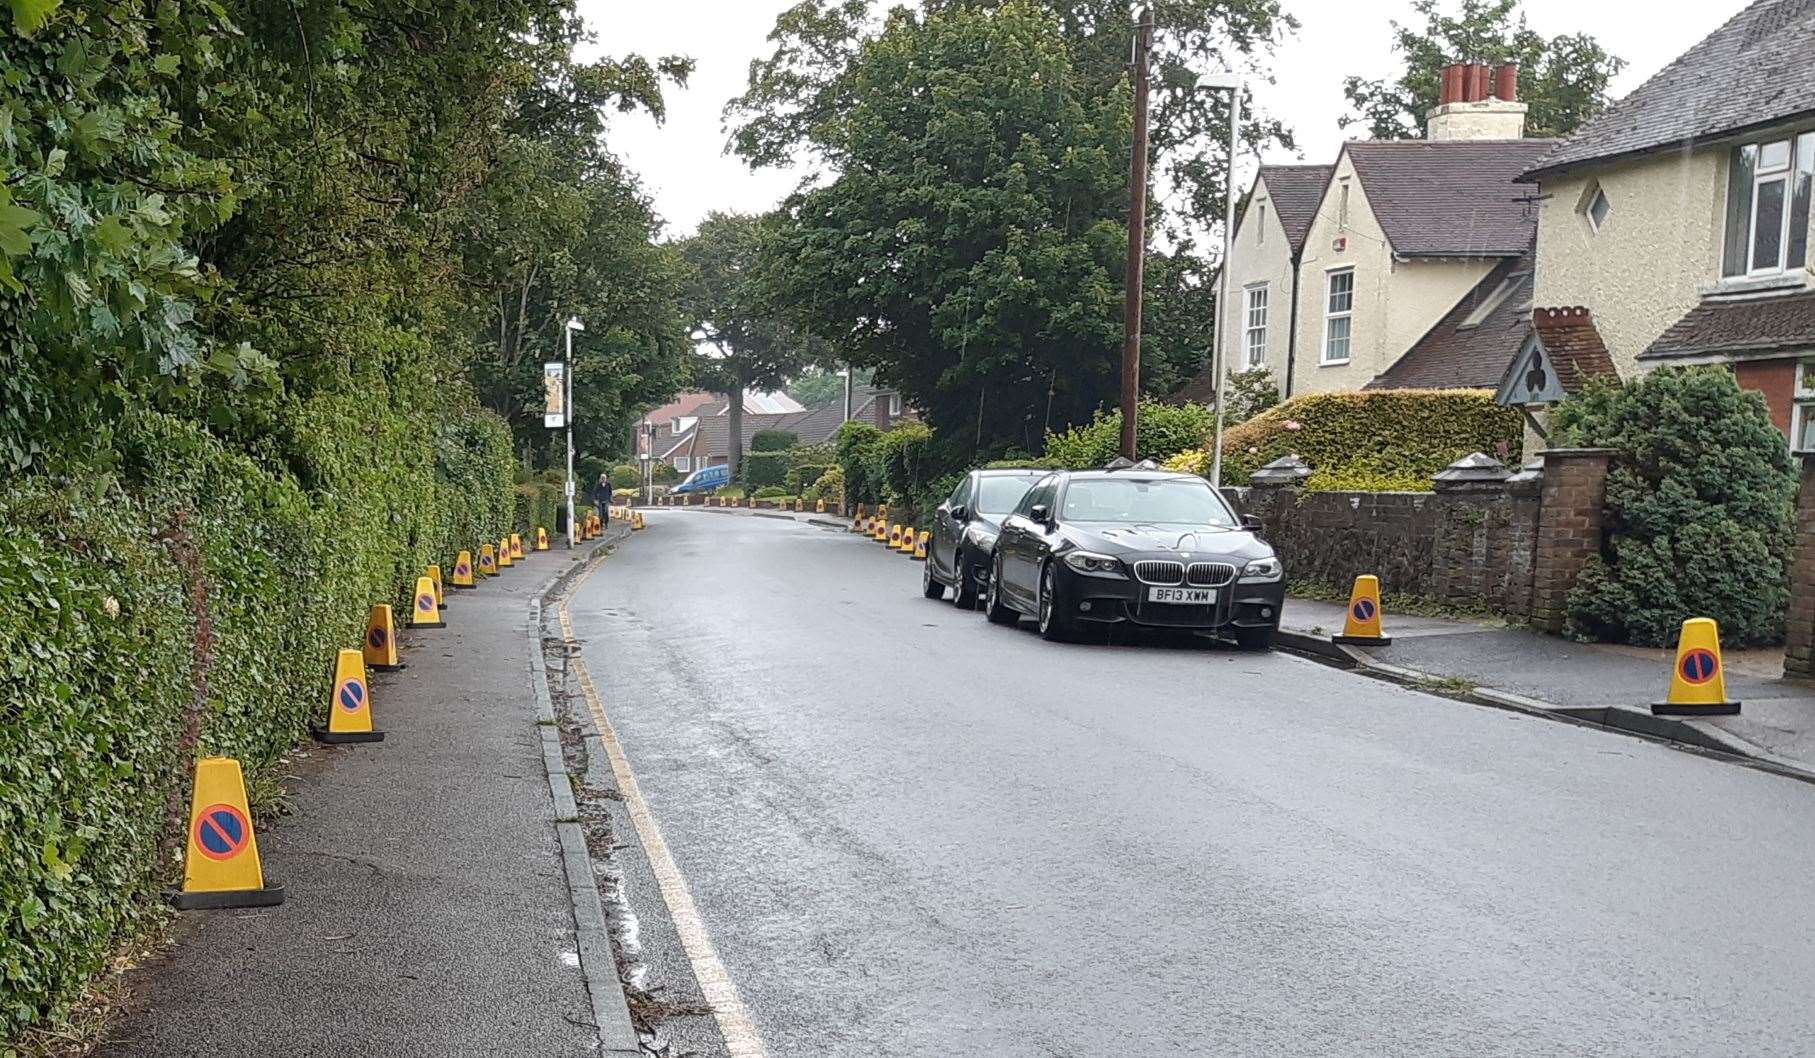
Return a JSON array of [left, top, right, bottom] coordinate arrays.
[[851, 509, 929, 560], [1329, 573, 1739, 717], [170, 519, 598, 911]]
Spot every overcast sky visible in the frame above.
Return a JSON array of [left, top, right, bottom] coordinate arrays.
[[577, 0, 1750, 239]]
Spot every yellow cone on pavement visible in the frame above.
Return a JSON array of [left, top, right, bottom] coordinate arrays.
[[452, 550, 476, 589], [817, 499, 827, 514], [478, 543, 497, 576], [510, 533, 524, 560], [312, 648, 383, 744], [497, 536, 514, 568], [897, 527, 916, 554], [1654, 617, 1741, 716], [887, 524, 902, 549], [1333, 575, 1391, 646], [536, 527, 549, 551], [363, 604, 403, 671], [427, 564, 446, 609], [409, 575, 445, 629], [171, 756, 284, 909], [914, 531, 930, 560]]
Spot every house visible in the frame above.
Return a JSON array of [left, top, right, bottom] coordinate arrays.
[[1209, 64, 1555, 403], [640, 385, 915, 472], [1516, 0, 1815, 445]]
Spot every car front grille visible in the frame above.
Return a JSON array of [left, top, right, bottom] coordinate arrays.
[[1132, 560, 1185, 585], [1187, 562, 1237, 587]]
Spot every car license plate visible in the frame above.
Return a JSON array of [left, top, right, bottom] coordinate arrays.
[[1148, 586, 1214, 605]]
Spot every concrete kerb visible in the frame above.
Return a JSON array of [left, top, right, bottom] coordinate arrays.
[[1279, 628, 1815, 788], [526, 526, 641, 1057]]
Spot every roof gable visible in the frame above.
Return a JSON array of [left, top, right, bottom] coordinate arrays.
[[1369, 249, 1535, 391], [1344, 139, 1556, 257], [1525, 0, 1815, 179], [1256, 164, 1333, 256]]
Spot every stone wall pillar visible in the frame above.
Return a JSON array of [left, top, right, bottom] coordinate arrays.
[[1783, 456, 1815, 678], [1528, 448, 1613, 635]]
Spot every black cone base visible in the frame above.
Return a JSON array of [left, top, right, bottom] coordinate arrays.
[[169, 884, 286, 910], [310, 725, 386, 744]]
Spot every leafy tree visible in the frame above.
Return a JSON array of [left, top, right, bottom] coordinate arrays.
[[1553, 368, 1797, 647], [677, 211, 822, 476], [789, 365, 871, 407], [763, 3, 1130, 461], [1223, 366, 1280, 424], [1342, 0, 1624, 140]]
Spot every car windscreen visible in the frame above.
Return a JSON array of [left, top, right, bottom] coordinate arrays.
[[1059, 478, 1236, 527], [974, 475, 1044, 515]]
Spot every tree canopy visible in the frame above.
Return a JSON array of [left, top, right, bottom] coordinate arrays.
[[1341, 0, 1625, 140]]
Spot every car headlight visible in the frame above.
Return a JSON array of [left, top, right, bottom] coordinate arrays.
[[1239, 556, 1283, 583], [964, 526, 996, 550], [1063, 551, 1126, 579]]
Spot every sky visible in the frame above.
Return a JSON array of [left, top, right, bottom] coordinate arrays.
[[577, 0, 1753, 239]]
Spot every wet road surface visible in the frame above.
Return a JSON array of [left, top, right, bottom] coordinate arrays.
[[567, 509, 1815, 1058]]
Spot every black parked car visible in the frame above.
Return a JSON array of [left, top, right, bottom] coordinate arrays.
[[982, 468, 1285, 647], [921, 468, 1047, 608]]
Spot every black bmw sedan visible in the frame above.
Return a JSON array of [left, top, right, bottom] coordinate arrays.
[[921, 468, 1047, 608], [982, 468, 1285, 647]]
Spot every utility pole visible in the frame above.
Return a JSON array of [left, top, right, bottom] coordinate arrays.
[[1209, 76, 1242, 490], [564, 317, 583, 548], [843, 362, 853, 422], [1119, 6, 1154, 461]]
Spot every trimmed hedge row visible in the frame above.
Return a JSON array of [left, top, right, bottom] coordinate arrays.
[[0, 403, 514, 1036], [1043, 401, 1214, 469]]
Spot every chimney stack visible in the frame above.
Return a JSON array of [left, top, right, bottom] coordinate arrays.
[[1493, 63, 1519, 102], [1427, 58, 1529, 141]]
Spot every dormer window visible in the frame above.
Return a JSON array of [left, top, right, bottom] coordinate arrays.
[[1723, 132, 1814, 277]]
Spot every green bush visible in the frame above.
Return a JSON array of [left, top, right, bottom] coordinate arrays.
[[1224, 367, 1281, 424], [786, 463, 834, 495], [1044, 401, 1214, 468], [650, 461, 681, 484], [1552, 368, 1797, 646], [1166, 389, 1522, 490], [875, 423, 938, 509], [836, 420, 886, 503], [514, 479, 564, 536], [742, 451, 790, 489], [806, 465, 845, 504], [608, 463, 641, 489], [753, 485, 791, 499], [750, 430, 798, 452]]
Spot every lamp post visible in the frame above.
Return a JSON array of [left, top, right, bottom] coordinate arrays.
[[1119, 6, 1154, 460], [564, 317, 584, 548], [1199, 71, 1243, 489]]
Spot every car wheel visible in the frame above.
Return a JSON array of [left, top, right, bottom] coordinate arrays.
[[921, 551, 944, 600], [1234, 624, 1275, 651], [1037, 563, 1074, 642], [952, 547, 979, 609], [984, 556, 1018, 625]]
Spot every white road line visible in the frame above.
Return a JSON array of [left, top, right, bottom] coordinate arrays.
[[561, 561, 770, 1058]]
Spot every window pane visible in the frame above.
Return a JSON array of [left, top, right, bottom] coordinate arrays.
[[1588, 189, 1610, 229], [1327, 270, 1353, 312], [1326, 315, 1351, 361], [1725, 145, 1757, 277], [1754, 176, 1787, 271], [1798, 407, 1815, 452], [1791, 132, 1814, 272], [1799, 361, 1815, 397], [1761, 139, 1791, 172]]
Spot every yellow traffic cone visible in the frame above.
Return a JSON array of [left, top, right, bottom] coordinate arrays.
[[817, 499, 827, 514], [510, 533, 525, 560], [478, 543, 497, 577], [536, 527, 549, 551], [887, 524, 902, 549], [452, 550, 476, 589], [363, 604, 403, 671], [169, 757, 284, 909], [427, 564, 447, 610], [497, 536, 514, 568], [873, 519, 887, 542], [1333, 575, 1391, 646], [897, 527, 916, 554], [410, 575, 445, 628], [1654, 617, 1741, 716], [914, 531, 930, 560], [312, 648, 384, 744]]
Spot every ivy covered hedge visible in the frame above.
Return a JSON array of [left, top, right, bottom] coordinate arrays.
[[835, 420, 943, 514], [0, 406, 513, 1039], [1044, 401, 1213, 469], [1166, 389, 1523, 491]]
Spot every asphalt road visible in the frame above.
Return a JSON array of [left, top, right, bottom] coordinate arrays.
[[567, 510, 1815, 1058]]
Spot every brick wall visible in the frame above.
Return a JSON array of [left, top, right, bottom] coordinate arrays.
[[1785, 457, 1815, 678], [1735, 359, 1795, 436], [1527, 449, 1612, 634]]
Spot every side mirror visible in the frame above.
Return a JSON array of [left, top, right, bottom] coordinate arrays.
[[1029, 504, 1050, 524], [950, 504, 969, 523], [1241, 514, 1263, 532]]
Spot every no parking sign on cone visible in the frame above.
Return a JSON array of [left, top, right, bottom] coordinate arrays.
[[312, 649, 384, 744], [1654, 617, 1741, 716], [169, 757, 284, 910]]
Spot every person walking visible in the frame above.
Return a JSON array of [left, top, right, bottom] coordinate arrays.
[[591, 472, 612, 523]]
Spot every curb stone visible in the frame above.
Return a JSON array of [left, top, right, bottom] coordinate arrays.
[[1275, 628, 1815, 788], [527, 529, 641, 1056]]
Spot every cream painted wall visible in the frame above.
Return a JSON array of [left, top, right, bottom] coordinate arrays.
[[1531, 148, 1727, 375], [1219, 175, 1298, 387], [1289, 152, 1494, 395]]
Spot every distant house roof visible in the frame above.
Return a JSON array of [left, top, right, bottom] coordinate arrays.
[[1529, 307, 1620, 390], [1162, 364, 1218, 406], [1257, 164, 1333, 256], [1639, 290, 1815, 362], [1369, 249, 1535, 390], [1523, 0, 1815, 181], [1344, 140, 1557, 257]]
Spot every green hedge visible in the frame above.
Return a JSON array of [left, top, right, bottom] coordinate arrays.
[[1044, 401, 1214, 469], [785, 463, 833, 495], [835, 421, 941, 515], [0, 405, 513, 1038], [515, 478, 565, 537], [750, 430, 797, 452], [1166, 389, 1522, 491], [742, 451, 790, 489], [608, 463, 641, 489]]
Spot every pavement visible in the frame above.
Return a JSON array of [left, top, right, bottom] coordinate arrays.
[[102, 533, 630, 1058], [566, 508, 1815, 1057], [1277, 598, 1815, 780]]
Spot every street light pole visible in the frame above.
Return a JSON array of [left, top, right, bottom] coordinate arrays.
[[1207, 74, 1243, 490], [1119, 6, 1153, 461], [564, 317, 584, 548]]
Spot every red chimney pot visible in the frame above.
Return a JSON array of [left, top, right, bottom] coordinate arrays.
[[1440, 64, 1464, 105], [1468, 63, 1491, 102], [1494, 63, 1519, 102]]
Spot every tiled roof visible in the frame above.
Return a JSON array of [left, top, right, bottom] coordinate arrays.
[[1640, 289, 1815, 361], [1346, 139, 1556, 257], [1369, 250, 1535, 390], [1258, 164, 1333, 256], [1530, 307, 1619, 389], [1524, 0, 1815, 180]]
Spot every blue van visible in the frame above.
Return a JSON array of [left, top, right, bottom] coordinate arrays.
[[672, 463, 731, 494]]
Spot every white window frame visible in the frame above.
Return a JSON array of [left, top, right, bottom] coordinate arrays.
[[1322, 267, 1354, 365], [673, 455, 691, 472], [1748, 140, 1795, 276], [1243, 283, 1268, 367], [888, 393, 903, 416], [1338, 179, 1351, 229], [1585, 186, 1611, 232], [1793, 359, 1815, 453], [1256, 202, 1267, 246]]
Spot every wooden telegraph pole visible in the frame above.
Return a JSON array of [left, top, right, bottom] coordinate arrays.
[[1119, 6, 1153, 461]]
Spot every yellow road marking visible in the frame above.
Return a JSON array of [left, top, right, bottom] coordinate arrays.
[[560, 557, 770, 1058]]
